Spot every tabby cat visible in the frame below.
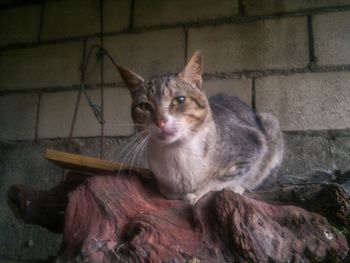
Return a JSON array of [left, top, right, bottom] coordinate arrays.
[[117, 51, 284, 204]]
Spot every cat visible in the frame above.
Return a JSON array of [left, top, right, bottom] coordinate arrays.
[[117, 51, 284, 204]]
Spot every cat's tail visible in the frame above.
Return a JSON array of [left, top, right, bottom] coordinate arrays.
[[256, 113, 284, 180], [237, 113, 284, 192]]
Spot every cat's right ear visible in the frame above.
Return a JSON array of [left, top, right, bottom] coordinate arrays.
[[179, 50, 203, 89], [117, 65, 145, 97]]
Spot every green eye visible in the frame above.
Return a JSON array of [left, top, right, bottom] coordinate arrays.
[[172, 96, 186, 106]]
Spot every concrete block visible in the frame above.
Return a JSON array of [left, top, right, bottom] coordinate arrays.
[[329, 131, 350, 172], [104, 0, 131, 33], [0, 94, 38, 141], [280, 132, 334, 175], [243, 0, 350, 16], [0, 42, 83, 90], [42, 0, 131, 40], [86, 28, 185, 84], [38, 88, 134, 138], [133, 0, 238, 27], [104, 88, 134, 136], [255, 72, 350, 131], [203, 79, 252, 106], [0, 5, 41, 47], [313, 10, 350, 66], [42, 0, 100, 40], [279, 131, 350, 175], [187, 17, 308, 73]]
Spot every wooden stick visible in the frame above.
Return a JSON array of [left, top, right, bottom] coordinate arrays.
[[45, 149, 152, 177]]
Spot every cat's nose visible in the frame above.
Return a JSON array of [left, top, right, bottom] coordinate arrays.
[[155, 119, 167, 129]]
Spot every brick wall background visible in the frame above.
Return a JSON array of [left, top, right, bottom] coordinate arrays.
[[1, 0, 350, 260]]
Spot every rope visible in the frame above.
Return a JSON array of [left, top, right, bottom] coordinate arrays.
[[99, 0, 105, 159], [67, 0, 122, 161], [67, 41, 86, 153], [81, 84, 105, 125]]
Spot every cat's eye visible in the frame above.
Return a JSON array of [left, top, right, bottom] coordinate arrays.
[[137, 102, 152, 112], [171, 96, 186, 107]]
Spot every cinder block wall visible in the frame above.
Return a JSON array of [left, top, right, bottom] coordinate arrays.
[[1, 0, 350, 260]]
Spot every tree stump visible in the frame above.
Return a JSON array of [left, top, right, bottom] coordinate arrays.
[[8, 170, 350, 263]]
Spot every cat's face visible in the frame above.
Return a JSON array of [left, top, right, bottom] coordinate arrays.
[[118, 51, 210, 145], [131, 76, 209, 144]]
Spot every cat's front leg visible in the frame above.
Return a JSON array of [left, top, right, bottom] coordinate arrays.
[[183, 193, 199, 205], [183, 179, 246, 205]]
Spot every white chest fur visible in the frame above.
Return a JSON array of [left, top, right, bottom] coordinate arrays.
[[147, 132, 212, 198]]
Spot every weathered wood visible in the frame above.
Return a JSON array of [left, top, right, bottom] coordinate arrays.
[[8, 172, 89, 233], [248, 183, 350, 226], [58, 173, 348, 262], [8, 170, 350, 262], [44, 149, 152, 177]]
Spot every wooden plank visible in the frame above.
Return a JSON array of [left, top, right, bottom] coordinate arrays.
[[45, 149, 152, 177]]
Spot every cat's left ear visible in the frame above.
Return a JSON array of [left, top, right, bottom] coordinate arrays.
[[178, 50, 203, 89]]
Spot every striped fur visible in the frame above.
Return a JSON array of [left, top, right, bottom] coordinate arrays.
[[117, 51, 284, 204]]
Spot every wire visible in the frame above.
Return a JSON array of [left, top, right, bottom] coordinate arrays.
[[66, 0, 122, 161]]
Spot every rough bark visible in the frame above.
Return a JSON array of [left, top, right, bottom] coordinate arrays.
[[8, 170, 349, 263]]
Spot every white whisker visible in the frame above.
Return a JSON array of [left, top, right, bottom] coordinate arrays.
[[117, 132, 148, 177], [116, 131, 146, 161], [136, 135, 150, 170], [128, 135, 150, 177]]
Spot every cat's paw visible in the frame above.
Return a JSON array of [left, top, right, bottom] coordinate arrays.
[[231, 184, 245, 195], [184, 193, 198, 205]]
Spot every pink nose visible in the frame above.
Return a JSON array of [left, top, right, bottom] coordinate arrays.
[[155, 119, 166, 129]]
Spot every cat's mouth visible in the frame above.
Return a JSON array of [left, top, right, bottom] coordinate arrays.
[[157, 129, 176, 140], [149, 120, 181, 144], [153, 128, 180, 143]]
